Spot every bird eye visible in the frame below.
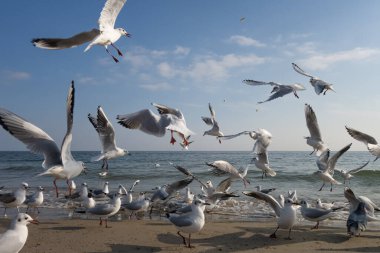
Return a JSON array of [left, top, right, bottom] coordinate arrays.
[[25, 217, 28, 220], [18, 218, 21, 222]]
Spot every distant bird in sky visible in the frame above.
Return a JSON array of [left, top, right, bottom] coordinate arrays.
[[240, 17, 246, 22], [243, 79, 306, 104], [292, 63, 335, 95], [0, 81, 86, 198], [304, 104, 328, 156], [88, 106, 128, 173], [32, 0, 130, 63], [243, 191, 299, 239], [313, 143, 351, 191], [345, 126, 380, 161], [117, 103, 194, 148], [335, 161, 369, 185], [0, 213, 38, 253], [201, 103, 224, 143], [0, 183, 28, 216]]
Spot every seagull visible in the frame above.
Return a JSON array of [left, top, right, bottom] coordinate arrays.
[[123, 192, 150, 219], [31, 0, 130, 63], [243, 191, 299, 239], [0, 81, 86, 198], [166, 199, 209, 248], [183, 187, 194, 204], [205, 160, 250, 187], [86, 193, 121, 228], [313, 143, 351, 191], [25, 186, 44, 214], [316, 199, 335, 210], [0, 183, 28, 217], [255, 185, 276, 194], [344, 187, 380, 221], [345, 126, 380, 161], [0, 213, 38, 253], [292, 63, 335, 95], [335, 161, 369, 185], [88, 106, 128, 173], [117, 103, 194, 147], [253, 151, 276, 179], [150, 177, 194, 203], [299, 199, 340, 229], [243, 79, 306, 104], [347, 202, 367, 237], [65, 182, 88, 201], [91, 182, 110, 199], [304, 104, 328, 155], [201, 103, 224, 143]]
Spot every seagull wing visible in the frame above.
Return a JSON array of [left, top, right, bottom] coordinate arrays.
[[215, 177, 232, 193], [98, 0, 127, 31], [258, 86, 294, 104], [292, 63, 315, 78], [345, 126, 378, 145], [348, 160, 370, 174], [243, 191, 282, 217], [32, 29, 100, 50], [201, 116, 214, 126], [117, 109, 165, 137], [206, 160, 239, 176], [0, 193, 16, 204], [316, 150, 329, 171], [165, 177, 194, 196], [0, 109, 61, 169], [96, 106, 117, 153], [243, 79, 281, 86], [168, 214, 193, 227], [61, 82, 75, 164], [217, 131, 252, 140], [174, 166, 207, 188], [327, 143, 352, 174], [305, 104, 322, 140], [151, 103, 183, 119], [208, 103, 216, 120]]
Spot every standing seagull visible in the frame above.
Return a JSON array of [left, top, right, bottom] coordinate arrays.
[[0, 213, 38, 253], [88, 106, 128, 174], [87, 193, 121, 228], [117, 103, 194, 147], [347, 202, 367, 237], [292, 63, 335, 95], [313, 143, 351, 192], [32, 0, 130, 63], [0, 82, 86, 197], [166, 199, 209, 248], [243, 79, 305, 104], [243, 191, 299, 239], [0, 183, 29, 216], [304, 104, 328, 155], [202, 103, 224, 143], [25, 186, 44, 214], [345, 126, 380, 161], [299, 199, 339, 229]]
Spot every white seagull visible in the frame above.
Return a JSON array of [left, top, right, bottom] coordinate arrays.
[[32, 0, 130, 63], [304, 104, 328, 155], [345, 126, 380, 161], [166, 199, 209, 248], [0, 81, 86, 198], [123, 192, 150, 219], [86, 193, 121, 227], [117, 103, 194, 147], [206, 160, 250, 187], [347, 202, 367, 237], [25, 186, 44, 214], [0, 183, 29, 216], [335, 160, 369, 185], [344, 187, 380, 221], [292, 63, 335, 95], [313, 143, 351, 191], [0, 213, 38, 253], [299, 199, 340, 229], [243, 191, 299, 239], [201, 103, 224, 143], [88, 106, 128, 173], [243, 79, 306, 104]]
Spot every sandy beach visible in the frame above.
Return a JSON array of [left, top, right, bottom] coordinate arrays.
[[1, 216, 379, 253]]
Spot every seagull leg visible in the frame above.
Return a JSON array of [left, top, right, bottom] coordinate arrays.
[[53, 179, 59, 198], [270, 226, 279, 238], [177, 231, 187, 246], [311, 221, 319, 230], [105, 47, 119, 63], [187, 234, 194, 248], [66, 179, 72, 196], [105, 219, 109, 228], [170, 130, 176, 145], [293, 91, 299, 99], [99, 217, 103, 226], [309, 149, 315, 155], [26, 206, 29, 213], [111, 43, 123, 56], [285, 228, 292, 240], [36, 207, 40, 214], [318, 183, 325, 191], [330, 183, 333, 192], [3, 208, 7, 217]]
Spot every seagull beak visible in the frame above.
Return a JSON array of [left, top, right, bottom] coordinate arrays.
[[126, 33, 132, 38], [30, 219, 39, 225]]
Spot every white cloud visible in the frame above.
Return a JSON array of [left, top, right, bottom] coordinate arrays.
[[3, 70, 31, 80], [229, 35, 266, 47], [140, 82, 172, 91], [299, 47, 380, 70], [173, 46, 190, 56]]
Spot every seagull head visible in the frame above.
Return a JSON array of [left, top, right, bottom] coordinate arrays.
[[13, 213, 39, 227], [21, 182, 29, 190], [117, 28, 131, 38]]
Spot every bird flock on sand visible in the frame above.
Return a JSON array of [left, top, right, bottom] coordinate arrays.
[[0, 0, 379, 251]]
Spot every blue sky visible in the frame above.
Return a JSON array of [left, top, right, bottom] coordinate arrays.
[[1, 1, 380, 151]]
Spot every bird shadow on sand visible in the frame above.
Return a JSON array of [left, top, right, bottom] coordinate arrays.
[[89, 244, 161, 253], [43, 226, 85, 231]]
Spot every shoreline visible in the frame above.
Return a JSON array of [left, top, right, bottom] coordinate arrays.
[[1, 217, 380, 253]]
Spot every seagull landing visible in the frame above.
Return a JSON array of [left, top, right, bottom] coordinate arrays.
[[32, 0, 130, 63]]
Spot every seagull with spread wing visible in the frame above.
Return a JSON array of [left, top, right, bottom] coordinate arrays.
[[117, 103, 194, 147], [243, 79, 305, 104], [32, 0, 131, 63], [202, 103, 224, 143], [88, 106, 127, 174], [0, 82, 86, 197], [304, 104, 328, 155], [345, 126, 380, 161], [292, 63, 335, 95]]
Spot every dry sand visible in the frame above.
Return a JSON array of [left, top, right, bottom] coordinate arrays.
[[1, 216, 380, 253]]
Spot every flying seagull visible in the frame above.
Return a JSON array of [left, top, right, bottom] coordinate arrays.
[[201, 103, 224, 143], [0, 81, 86, 197], [32, 0, 130, 63], [88, 106, 128, 174], [292, 63, 335, 95], [345, 126, 380, 161], [304, 104, 328, 155], [243, 79, 305, 104]]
